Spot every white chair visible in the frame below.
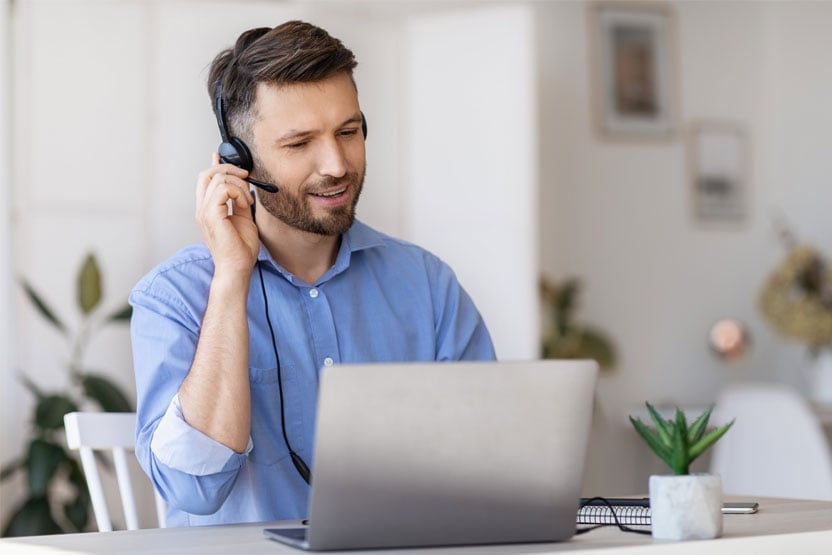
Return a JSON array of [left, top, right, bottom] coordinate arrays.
[[64, 411, 167, 531], [710, 382, 832, 500]]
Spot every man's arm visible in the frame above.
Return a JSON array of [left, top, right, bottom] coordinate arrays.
[[178, 154, 259, 453], [178, 273, 252, 453]]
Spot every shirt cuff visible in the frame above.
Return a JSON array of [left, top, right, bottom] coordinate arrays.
[[150, 394, 253, 475]]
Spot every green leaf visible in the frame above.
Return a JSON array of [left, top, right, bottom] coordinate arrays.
[[690, 420, 735, 461], [645, 403, 673, 447], [21, 280, 67, 335], [34, 394, 79, 430], [66, 457, 88, 494], [574, 327, 617, 369], [63, 493, 89, 532], [2, 496, 63, 536], [0, 458, 22, 481], [669, 424, 689, 475], [107, 303, 133, 323], [79, 373, 132, 412], [629, 416, 672, 467], [26, 439, 69, 496], [687, 405, 714, 444], [78, 253, 102, 315], [19, 374, 44, 399]]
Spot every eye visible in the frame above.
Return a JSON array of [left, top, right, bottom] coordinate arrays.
[[285, 140, 309, 150], [339, 128, 359, 138]]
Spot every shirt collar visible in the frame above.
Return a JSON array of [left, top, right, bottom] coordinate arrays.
[[256, 220, 386, 285]]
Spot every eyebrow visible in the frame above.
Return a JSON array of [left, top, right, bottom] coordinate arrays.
[[276, 113, 363, 143]]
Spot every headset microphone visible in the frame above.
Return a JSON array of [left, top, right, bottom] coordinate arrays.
[[214, 86, 279, 193]]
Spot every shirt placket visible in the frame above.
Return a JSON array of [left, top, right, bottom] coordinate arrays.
[[302, 285, 340, 373]]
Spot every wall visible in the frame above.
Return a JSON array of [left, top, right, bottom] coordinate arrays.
[[0, 0, 17, 515], [537, 0, 831, 421]]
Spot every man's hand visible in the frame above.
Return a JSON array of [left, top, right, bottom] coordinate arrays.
[[195, 153, 259, 277]]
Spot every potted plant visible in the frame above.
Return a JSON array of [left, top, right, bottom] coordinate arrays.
[[0, 253, 133, 536], [630, 403, 734, 540], [540, 276, 616, 370]]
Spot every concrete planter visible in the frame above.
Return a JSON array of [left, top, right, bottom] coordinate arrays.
[[649, 474, 723, 540]]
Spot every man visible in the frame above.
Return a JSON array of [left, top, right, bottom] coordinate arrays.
[[130, 20, 495, 527]]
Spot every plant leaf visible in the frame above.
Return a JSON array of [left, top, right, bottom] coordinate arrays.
[[21, 280, 67, 335], [19, 374, 44, 399], [26, 439, 69, 496], [107, 303, 133, 323], [670, 423, 689, 475], [66, 457, 89, 494], [690, 420, 735, 461], [574, 327, 617, 369], [34, 394, 79, 430], [79, 373, 132, 412], [78, 253, 102, 315], [670, 408, 690, 474], [645, 402, 673, 447], [687, 405, 714, 444], [0, 458, 22, 481], [629, 416, 672, 467], [2, 496, 64, 536], [63, 493, 89, 532]]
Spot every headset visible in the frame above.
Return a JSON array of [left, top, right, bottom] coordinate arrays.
[[213, 61, 368, 486]]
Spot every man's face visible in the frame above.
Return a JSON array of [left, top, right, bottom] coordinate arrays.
[[249, 72, 366, 236]]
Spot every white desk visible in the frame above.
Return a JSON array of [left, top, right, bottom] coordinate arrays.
[[1, 498, 831, 554]]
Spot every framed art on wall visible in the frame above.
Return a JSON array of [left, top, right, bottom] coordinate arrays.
[[688, 121, 748, 224], [590, 2, 677, 139]]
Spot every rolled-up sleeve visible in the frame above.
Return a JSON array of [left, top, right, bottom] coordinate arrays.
[[130, 273, 251, 515]]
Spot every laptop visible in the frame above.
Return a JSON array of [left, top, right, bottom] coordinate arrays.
[[264, 359, 598, 551]]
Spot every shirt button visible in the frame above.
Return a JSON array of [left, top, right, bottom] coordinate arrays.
[[309, 288, 319, 298], [323, 357, 334, 367]]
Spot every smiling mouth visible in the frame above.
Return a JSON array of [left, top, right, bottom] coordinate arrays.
[[311, 187, 347, 198]]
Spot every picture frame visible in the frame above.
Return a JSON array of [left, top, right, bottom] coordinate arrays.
[[589, 2, 677, 139], [687, 121, 749, 224]]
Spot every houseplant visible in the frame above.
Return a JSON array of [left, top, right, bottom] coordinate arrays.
[[630, 403, 734, 540], [759, 239, 832, 403], [0, 253, 133, 536], [540, 276, 616, 370]]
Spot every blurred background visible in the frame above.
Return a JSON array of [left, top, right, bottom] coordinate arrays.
[[3, 0, 832, 530]]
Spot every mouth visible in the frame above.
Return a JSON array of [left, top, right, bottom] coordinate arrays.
[[310, 186, 348, 199], [308, 182, 351, 207]]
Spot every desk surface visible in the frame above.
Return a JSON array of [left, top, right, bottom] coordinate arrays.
[[2, 497, 831, 554]]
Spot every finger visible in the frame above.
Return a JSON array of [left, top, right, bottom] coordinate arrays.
[[212, 152, 220, 166], [196, 164, 250, 205], [203, 174, 253, 214]]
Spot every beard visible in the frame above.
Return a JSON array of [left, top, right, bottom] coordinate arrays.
[[254, 164, 365, 236]]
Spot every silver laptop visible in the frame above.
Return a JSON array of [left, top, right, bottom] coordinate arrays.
[[264, 359, 598, 551]]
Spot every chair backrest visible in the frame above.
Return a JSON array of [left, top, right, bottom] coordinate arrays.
[[710, 382, 832, 500], [64, 411, 166, 531]]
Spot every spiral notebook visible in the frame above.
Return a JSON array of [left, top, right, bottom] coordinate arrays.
[[576, 499, 651, 526], [576, 499, 758, 526]]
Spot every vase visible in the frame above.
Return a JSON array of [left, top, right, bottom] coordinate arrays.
[[808, 349, 832, 406], [649, 474, 722, 541]]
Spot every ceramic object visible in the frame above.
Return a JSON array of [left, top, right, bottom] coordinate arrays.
[[649, 473, 722, 541], [809, 350, 832, 405]]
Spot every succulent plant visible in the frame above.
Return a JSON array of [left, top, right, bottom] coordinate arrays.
[[630, 403, 734, 475]]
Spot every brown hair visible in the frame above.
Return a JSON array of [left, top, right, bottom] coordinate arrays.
[[207, 20, 358, 141]]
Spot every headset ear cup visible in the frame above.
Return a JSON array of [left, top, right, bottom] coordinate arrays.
[[218, 138, 254, 171]]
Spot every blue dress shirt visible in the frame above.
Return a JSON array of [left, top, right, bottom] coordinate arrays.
[[130, 220, 495, 527]]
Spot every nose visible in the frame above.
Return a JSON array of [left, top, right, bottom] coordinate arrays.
[[316, 137, 347, 179]]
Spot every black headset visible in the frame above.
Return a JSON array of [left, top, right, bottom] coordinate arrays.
[[214, 82, 367, 194]]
